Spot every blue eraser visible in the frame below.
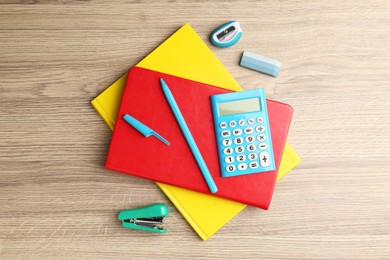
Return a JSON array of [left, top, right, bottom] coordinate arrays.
[[240, 51, 281, 77]]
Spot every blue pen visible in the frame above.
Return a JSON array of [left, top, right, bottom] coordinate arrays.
[[160, 78, 218, 193]]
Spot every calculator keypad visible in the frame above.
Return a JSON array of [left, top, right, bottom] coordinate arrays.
[[211, 89, 275, 177], [217, 116, 273, 177]]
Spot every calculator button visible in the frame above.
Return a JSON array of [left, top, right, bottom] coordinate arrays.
[[247, 118, 255, 125], [257, 117, 264, 123], [226, 165, 236, 172], [248, 153, 257, 160], [220, 122, 227, 129], [236, 154, 246, 162], [244, 127, 254, 134], [234, 137, 244, 144], [260, 152, 270, 167], [235, 146, 244, 153], [229, 120, 236, 127], [257, 134, 266, 141], [222, 139, 232, 146], [223, 147, 233, 155], [255, 125, 265, 132], [238, 163, 247, 171], [238, 119, 245, 126], [221, 130, 231, 137], [258, 143, 268, 150], [245, 136, 255, 143], [249, 162, 259, 169], [247, 144, 256, 152], [232, 129, 242, 136], [225, 156, 235, 164]]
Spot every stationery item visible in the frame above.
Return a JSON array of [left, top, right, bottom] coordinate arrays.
[[118, 203, 169, 233], [211, 89, 275, 177], [240, 51, 281, 77], [161, 78, 218, 193], [92, 23, 301, 240], [210, 21, 242, 48], [123, 114, 170, 145], [105, 67, 293, 209]]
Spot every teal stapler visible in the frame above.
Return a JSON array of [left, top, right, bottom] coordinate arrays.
[[118, 204, 169, 233]]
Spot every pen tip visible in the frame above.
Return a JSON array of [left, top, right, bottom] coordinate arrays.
[[160, 78, 165, 85]]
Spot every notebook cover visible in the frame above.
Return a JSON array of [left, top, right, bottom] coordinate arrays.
[[277, 142, 301, 181], [91, 75, 300, 240], [136, 24, 241, 92], [91, 73, 128, 130], [105, 67, 293, 209]]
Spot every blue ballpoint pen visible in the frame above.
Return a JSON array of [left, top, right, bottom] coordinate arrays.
[[160, 78, 218, 193]]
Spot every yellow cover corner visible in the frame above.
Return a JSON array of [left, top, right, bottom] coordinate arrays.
[[137, 24, 241, 92], [91, 73, 128, 130]]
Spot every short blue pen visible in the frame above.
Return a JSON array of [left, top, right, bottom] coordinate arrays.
[[160, 78, 218, 193]]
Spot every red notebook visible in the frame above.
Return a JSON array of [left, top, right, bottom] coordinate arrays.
[[106, 67, 293, 209]]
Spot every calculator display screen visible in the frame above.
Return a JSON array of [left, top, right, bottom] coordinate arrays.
[[218, 98, 261, 116]]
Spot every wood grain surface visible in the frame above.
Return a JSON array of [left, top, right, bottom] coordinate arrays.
[[1, 0, 390, 259]]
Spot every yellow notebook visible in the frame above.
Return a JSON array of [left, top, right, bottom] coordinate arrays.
[[92, 24, 301, 240]]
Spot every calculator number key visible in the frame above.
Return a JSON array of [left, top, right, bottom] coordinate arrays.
[[223, 147, 233, 155], [236, 154, 246, 162], [235, 146, 244, 153], [245, 136, 255, 143], [234, 137, 244, 144], [225, 156, 235, 164], [222, 139, 232, 146], [248, 153, 257, 160], [226, 165, 236, 172], [247, 144, 256, 152]]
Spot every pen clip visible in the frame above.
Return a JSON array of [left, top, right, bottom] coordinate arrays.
[[123, 114, 170, 145], [151, 131, 170, 145]]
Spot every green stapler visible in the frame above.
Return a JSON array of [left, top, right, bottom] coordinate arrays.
[[118, 203, 169, 233]]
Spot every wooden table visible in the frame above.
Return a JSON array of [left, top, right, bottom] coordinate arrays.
[[1, 1, 389, 259]]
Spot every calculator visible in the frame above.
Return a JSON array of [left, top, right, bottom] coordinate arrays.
[[210, 89, 275, 177]]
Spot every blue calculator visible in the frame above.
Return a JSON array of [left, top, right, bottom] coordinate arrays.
[[210, 89, 275, 177]]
